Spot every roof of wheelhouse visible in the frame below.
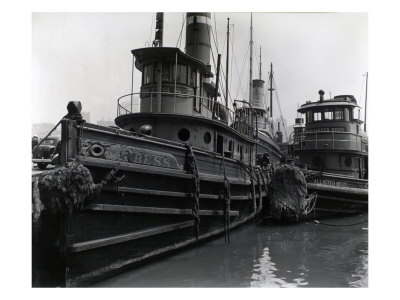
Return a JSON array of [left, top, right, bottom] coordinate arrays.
[[131, 47, 214, 78], [298, 95, 360, 113]]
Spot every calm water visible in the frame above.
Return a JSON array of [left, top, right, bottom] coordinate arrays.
[[93, 213, 368, 288]]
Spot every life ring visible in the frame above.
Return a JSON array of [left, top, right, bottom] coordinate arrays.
[[89, 144, 105, 157]]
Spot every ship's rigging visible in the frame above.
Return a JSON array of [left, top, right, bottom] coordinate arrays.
[[144, 12, 291, 141]]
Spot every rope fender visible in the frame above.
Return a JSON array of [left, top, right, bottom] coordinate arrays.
[[221, 156, 231, 243], [238, 161, 259, 214], [36, 161, 120, 216], [250, 166, 257, 213], [259, 170, 269, 206], [184, 143, 200, 241]]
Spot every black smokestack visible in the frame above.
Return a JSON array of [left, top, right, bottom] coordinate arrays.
[[153, 12, 164, 47], [185, 12, 211, 65], [319, 89, 325, 101]]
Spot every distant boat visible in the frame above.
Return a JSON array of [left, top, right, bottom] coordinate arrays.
[[291, 90, 368, 217], [32, 12, 282, 287]]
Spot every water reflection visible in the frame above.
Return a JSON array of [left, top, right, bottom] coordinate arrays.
[[94, 214, 368, 287], [348, 248, 368, 287], [250, 215, 368, 287], [250, 246, 305, 287]]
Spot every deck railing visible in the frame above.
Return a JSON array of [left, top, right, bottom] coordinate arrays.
[[117, 91, 257, 139], [293, 131, 368, 153]]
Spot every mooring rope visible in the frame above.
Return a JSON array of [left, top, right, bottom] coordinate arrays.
[[32, 119, 63, 154], [304, 192, 318, 216], [259, 170, 269, 209], [261, 170, 270, 191], [313, 219, 368, 227], [249, 165, 257, 213], [77, 121, 85, 163], [33, 111, 86, 161], [237, 161, 260, 214], [184, 143, 201, 241], [305, 170, 324, 182], [237, 160, 258, 182]]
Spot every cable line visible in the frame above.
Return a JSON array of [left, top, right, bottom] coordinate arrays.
[[176, 13, 187, 49], [148, 13, 155, 46], [233, 43, 249, 100], [272, 76, 288, 142]]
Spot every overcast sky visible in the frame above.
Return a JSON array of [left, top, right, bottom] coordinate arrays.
[[32, 12, 367, 125]]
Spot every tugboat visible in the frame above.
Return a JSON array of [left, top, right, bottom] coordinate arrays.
[[32, 12, 282, 287], [292, 90, 368, 217]]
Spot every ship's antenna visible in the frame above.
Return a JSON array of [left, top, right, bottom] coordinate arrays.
[[272, 76, 288, 142], [364, 72, 368, 132], [249, 13, 253, 104], [176, 13, 187, 48], [225, 18, 230, 108]]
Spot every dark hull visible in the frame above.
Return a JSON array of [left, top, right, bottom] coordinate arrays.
[[32, 122, 271, 287], [306, 171, 368, 218]]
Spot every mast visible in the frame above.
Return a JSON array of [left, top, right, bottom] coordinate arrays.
[[226, 18, 230, 108], [364, 72, 368, 132], [259, 46, 262, 80], [268, 63, 274, 119], [249, 13, 253, 105], [214, 54, 222, 118]]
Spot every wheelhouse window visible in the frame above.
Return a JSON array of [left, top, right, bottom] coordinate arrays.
[[173, 64, 188, 85], [335, 108, 344, 120], [143, 64, 154, 84], [188, 66, 196, 86], [355, 108, 361, 120], [162, 63, 170, 82], [313, 112, 322, 121], [324, 110, 334, 120]]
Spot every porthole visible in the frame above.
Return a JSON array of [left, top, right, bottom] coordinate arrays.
[[178, 128, 190, 141], [204, 132, 211, 144]]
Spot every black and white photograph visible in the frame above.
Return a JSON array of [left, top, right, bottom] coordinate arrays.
[[31, 11, 369, 287], [3, 0, 400, 295]]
